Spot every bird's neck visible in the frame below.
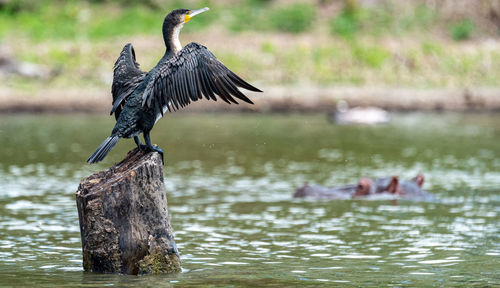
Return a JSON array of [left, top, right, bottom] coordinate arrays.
[[163, 23, 184, 56]]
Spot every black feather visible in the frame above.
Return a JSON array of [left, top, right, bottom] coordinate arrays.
[[111, 43, 146, 118], [200, 67, 218, 101], [228, 71, 263, 92], [196, 69, 211, 101], [192, 68, 203, 100], [168, 78, 180, 110], [220, 75, 254, 104], [140, 42, 261, 114], [87, 135, 120, 164], [214, 78, 238, 104]]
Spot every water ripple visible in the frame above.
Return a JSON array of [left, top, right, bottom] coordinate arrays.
[[1, 114, 499, 286]]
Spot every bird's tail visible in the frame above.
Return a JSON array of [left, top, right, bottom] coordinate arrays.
[[87, 135, 120, 164]]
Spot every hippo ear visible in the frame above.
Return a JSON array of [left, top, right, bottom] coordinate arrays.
[[386, 176, 399, 194], [293, 183, 309, 198], [413, 173, 424, 187]]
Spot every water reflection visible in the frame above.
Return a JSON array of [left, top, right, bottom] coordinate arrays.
[[0, 113, 499, 286]]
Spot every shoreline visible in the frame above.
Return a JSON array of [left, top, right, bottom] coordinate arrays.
[[1, 86, 500, 114]]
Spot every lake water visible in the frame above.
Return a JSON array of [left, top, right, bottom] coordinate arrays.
[[0, 113, 499, 287]]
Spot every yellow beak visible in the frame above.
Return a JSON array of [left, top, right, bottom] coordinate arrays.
[[184, 7, 209, 23]]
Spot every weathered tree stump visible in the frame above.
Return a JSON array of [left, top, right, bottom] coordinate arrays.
[[75, 148, 181, 275]]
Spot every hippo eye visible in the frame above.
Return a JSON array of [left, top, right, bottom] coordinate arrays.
[[357, 184, 363, 189]]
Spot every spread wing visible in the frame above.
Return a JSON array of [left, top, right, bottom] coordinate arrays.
[[110, 43, 146, 118], [142, 42, 262, 116]]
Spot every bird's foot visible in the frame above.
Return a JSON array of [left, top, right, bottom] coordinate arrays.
[[137, 144, 148, 151], [147, 145, 164, 165], [134, 136, 148, 152]]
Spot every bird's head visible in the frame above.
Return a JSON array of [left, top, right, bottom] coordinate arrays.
[[163, 7, 209, 53], [164, 7, 210, 27]]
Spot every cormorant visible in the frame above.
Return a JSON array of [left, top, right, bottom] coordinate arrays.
[[87, 7, 262, 164]]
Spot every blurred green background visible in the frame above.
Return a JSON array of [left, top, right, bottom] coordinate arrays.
[[1, 0, 500, 95]]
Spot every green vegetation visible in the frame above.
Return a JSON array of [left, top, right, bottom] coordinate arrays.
[[0, 0, 498, 90], [269, 4, 315, 33], [0, 2, 175, 40], [227, 1, 316, 33], [451, 19, 475, 41], [330, 8, 359, 38], [351, 42, 390, 68], [0, 1, 317, 40], [330, 2, 439, 38]]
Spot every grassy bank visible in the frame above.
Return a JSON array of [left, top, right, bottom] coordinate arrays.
[[1, 0, 500, 96]]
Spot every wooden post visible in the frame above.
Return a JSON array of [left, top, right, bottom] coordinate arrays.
[[75, 148, 181, 275]]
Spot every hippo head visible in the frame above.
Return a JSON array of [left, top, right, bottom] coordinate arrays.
[[353, 177, 374, 197], [353, 176, 399, 197]]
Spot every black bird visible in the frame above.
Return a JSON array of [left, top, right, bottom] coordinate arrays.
[[88, 7, 262, 164]]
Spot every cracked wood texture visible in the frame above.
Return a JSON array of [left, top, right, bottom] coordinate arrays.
[[76, 148, 181, 275]]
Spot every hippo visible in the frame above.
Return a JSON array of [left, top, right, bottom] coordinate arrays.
[[294, 173, 434, 201], [293, 183, 356, 199]]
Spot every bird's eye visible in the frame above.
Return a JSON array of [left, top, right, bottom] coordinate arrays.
[[185, 11, 189, 15]]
